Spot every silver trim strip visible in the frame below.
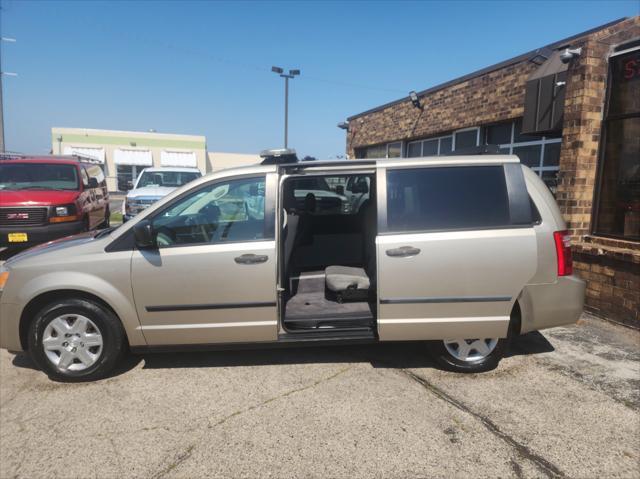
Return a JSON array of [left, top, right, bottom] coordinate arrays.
[[139, 321, 277, 331], [380, 296, 511, 304]]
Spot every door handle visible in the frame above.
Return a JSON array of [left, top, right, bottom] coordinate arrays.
[[386, 246, 421, 258], [234, 254, 269, 265]]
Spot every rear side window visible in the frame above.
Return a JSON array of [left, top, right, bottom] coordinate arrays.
[[386, 166, 510, 232]]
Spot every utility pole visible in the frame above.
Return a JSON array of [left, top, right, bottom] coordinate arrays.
[[271, 66, 300, 149], [0, 33, 17, 154]]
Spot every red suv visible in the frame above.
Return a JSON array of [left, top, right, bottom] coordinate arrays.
[[0, 155, 110, 250]]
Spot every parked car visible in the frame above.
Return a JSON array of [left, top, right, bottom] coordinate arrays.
[[122, 167, 201, 222], [0, 152, 585, 381], [0, 155, 109, 251]]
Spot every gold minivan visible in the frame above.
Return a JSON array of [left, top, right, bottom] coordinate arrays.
[[0, 151, 585, 381]]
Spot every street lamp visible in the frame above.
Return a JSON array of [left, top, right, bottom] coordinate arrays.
[[1, 36, 17, 154], [271, 66, 300, 148]]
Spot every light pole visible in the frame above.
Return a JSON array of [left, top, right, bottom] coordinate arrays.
[[0, 36, 17, 154], [271, 66, 300, 149]]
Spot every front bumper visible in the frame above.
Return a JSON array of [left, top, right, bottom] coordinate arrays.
[[0, 221, 84, 248], [0, 302, 23, 351]]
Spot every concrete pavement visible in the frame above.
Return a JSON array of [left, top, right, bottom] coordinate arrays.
[[0, 313, 639, 478]]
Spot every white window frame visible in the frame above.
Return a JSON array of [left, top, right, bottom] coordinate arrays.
[[452, 127, 480, 151]]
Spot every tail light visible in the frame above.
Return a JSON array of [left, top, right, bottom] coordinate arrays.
[[553, 230, 573, 276]]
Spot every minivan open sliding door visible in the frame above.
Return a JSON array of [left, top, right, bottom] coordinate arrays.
[[375, 160, 537, 341]]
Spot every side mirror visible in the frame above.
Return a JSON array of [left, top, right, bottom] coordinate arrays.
[[133, 220, 156, 249], [88, 177, 99, 188]]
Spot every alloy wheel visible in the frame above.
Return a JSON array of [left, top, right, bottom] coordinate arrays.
[[443, 338, 499, 362]]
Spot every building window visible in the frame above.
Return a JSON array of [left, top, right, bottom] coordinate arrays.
[[483, 119, 562, 194], [387, 142, 402, 158], [593, 46, 640, 241], [453, 128, 480, 150], [356, 142, 402, 159], [116, 165, 143, 191], [406, 134, 454, 157]]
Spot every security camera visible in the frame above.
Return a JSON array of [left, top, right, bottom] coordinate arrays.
[[560, 47, 582, 64]]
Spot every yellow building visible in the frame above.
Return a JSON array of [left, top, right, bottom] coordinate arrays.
[[51, 128, 260, 191]]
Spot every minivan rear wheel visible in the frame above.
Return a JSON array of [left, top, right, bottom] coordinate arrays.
[[427, 320, 516, 373], [28, 298, 126, 381], [428, 335, 510, 373]]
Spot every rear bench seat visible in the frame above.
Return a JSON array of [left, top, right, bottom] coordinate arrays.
[[324, 199, 376, 302]]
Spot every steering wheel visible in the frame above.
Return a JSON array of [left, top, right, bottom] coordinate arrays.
[[184, 214, 211, 243]]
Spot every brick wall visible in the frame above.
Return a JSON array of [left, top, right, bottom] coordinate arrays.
[[573, 238, 640, 328], [346, 60, 538, 157]]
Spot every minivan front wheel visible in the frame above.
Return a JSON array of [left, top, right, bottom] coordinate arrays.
[[28, 298, 126, 381]]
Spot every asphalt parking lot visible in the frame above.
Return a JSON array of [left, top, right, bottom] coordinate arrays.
[[0, 313, 638, 478]]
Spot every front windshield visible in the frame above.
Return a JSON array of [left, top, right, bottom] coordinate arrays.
[[0, 163, 79, 191], [137, 170, 200, 188]]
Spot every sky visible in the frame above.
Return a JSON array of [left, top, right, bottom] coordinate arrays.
[[1, 0, 638, 159]]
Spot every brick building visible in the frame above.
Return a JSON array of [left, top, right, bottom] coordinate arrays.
[[344, 17, 640, 327]]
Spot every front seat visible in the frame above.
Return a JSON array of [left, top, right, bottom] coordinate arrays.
[[325, 197, 376, 303]]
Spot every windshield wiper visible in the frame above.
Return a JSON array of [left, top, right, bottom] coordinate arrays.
[[94, 227, 116, 238]]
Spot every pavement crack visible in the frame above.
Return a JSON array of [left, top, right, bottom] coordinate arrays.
[[147, 367, 352, 478], [151, 444, 195, 479], [399, 369, 566, 479], [510, 458, 525, 479], [208, 366, 352, 429]]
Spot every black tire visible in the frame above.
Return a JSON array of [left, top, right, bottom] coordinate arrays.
[[28, 298, 126, 382], [82, 215, 90, 232], [427, 321, 516, 373], [99, 208, 110, 229]]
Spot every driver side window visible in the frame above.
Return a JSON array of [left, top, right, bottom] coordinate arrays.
[[151, 176, 266, 248]]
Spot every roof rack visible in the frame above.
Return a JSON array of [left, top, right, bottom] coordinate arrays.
[[449, 145, 503, 156], [0, 152, 26, 161], [0, 153, 103, 164], [260, 148, 298, 165]]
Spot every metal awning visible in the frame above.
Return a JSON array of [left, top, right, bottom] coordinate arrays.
[[113, 149, 153, 166], [528, 50, 569, 80], [160, 150, 197, 167], [522, 50, 569, 135]]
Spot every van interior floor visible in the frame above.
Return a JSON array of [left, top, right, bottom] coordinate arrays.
[[283, 271, 375, 332]]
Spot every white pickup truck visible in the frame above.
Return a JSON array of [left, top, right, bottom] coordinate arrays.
[[122, 167, 201, 222]]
